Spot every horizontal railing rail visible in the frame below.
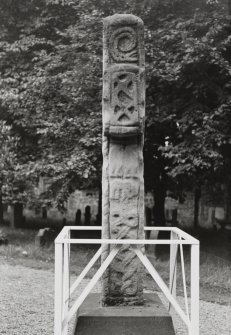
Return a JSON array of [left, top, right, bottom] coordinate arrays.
[[54, 226, 199, 335]]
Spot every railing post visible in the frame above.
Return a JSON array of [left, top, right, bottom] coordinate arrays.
[[169, 231, 177, 312], [63, 230, 70, 335], [55, 242, 64, 335], [190, 244, 200, 335]]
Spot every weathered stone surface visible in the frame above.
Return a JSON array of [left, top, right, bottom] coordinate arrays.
[[102, 14, 145, 306]]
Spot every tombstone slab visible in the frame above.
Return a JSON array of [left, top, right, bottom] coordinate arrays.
[[35, 228, 57, 247]]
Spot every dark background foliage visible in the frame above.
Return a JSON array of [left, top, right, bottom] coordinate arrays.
[[0, 0, 231, 225]]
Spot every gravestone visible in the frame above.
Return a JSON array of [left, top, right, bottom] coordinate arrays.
[[0, 231, 8, 245], [75, 209, 81, 225], [101, 13, 145, 306], [35, 228, 57, 247], [84, 206, 91, 226]]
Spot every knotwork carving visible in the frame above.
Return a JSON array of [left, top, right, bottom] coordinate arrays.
[[110, 206, 141, 300], [112, 71, 138, 125], [109, 178, 141, 300], [110, 27, 137, 63], [103, 69, 141, 139]]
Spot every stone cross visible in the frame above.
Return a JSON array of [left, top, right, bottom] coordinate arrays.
[[102, 14, 145, 306]]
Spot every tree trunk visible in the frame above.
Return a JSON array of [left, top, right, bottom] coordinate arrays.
[[224, 183, 230, 222], [153, 180, 166, 227], [14, 203, 24, 228], [153, 177, 169, 259], [194, 187, 201, 229], [0, 190, 3, 225]]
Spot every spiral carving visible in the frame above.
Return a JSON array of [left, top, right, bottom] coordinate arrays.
[[110, 27, 138, 63]]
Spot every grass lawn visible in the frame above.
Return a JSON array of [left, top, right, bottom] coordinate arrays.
[[0, 225, 230, 306]]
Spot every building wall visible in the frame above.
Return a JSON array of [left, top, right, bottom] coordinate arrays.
[[175, 190, 230, 229], [3, 187, 230, 230]]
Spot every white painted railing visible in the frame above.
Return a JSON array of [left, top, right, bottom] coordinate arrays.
[[54, 226, 199, 335]]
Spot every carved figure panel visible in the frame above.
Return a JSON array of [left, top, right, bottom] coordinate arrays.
[[110, 179, 139, 202], [108, 143, 140, 178]]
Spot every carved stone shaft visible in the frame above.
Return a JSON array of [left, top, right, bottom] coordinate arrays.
[[102, 14, 145, 306]]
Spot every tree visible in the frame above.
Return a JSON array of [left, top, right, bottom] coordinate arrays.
[[142, 1, 231, 226], [0, 0, 103, 211], [1, 0, 231, 225], [0, 121, 32, 224]]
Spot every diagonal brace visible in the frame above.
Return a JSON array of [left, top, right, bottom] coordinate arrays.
[[168, 242, 178, 311], [68, 246, 103, 299], [62, 244, 120, 329], [132, 246, 191, 329]]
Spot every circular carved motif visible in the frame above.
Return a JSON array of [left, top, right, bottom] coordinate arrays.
[[110, 27, 137, 62]]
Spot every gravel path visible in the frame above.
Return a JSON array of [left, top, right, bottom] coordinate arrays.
[[1, 263, 231, 335]]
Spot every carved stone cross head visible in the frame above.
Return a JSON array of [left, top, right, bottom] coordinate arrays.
[[103, 14, 145, 141]]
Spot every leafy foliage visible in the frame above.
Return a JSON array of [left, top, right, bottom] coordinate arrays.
[[0, 121, 32, 204], [0, 0, 231, 214], [145, 6, 231, 190]]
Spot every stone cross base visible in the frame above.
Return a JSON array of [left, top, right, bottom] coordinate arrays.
[[73, 293, 175, 335]]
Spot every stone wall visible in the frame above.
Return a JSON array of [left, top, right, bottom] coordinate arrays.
[[3, 188, 230, 229], [173, 191, 231, 229], [4, 189, 99, 228]]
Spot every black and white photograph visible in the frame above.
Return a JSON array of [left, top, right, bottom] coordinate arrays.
[[0, 0, 231, 334]]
